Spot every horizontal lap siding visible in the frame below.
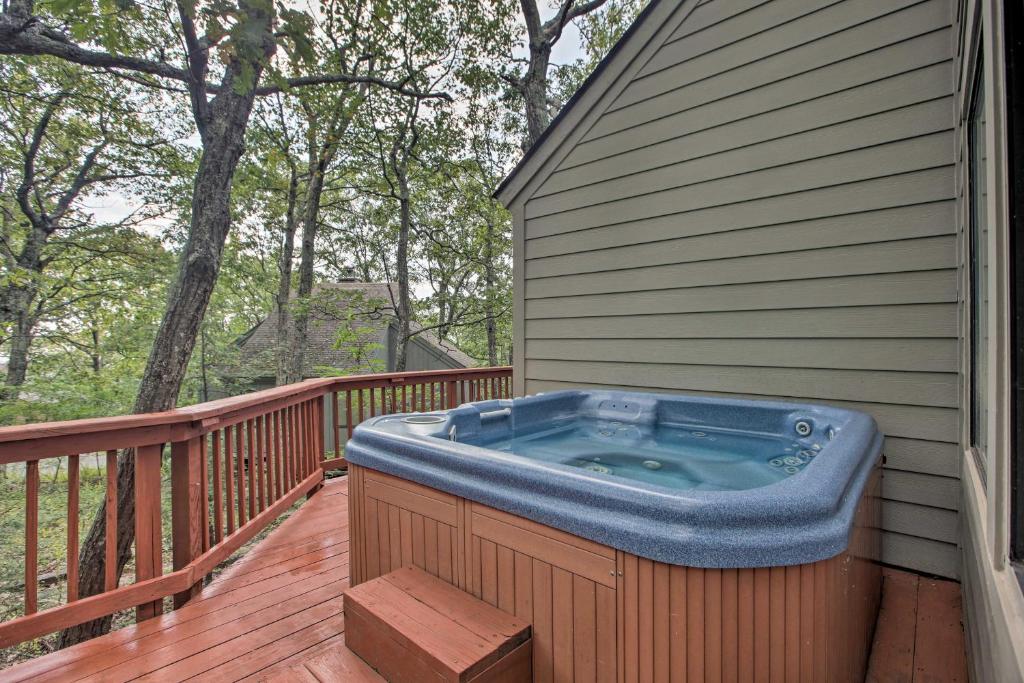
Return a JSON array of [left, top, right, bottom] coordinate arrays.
[[519, 0, 957, 577]]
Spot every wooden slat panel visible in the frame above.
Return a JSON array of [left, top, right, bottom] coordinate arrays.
[[638, 558, 653, 682], [470, 511, 616, 587], [552, 567, 574, 683], [596, 583, 616, 683], [472, 503, 616, 558], [573, 574, 597, 683], [533, 558, 554, 683], [363, 477, 457, 525]]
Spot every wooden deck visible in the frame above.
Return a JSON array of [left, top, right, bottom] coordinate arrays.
[[0, 476, 969, 682]]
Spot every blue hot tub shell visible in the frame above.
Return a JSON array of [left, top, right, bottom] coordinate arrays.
[[344, 389, 883, 568]]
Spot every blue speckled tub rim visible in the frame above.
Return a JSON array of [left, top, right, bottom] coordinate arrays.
[[345, 389, 883, 568]]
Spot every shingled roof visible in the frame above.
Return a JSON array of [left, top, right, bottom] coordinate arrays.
[[236, 282, 474, 379]]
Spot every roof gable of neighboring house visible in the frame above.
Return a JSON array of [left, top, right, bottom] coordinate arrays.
[[236, 282, 474, 379], [496, 0, 703, 207]]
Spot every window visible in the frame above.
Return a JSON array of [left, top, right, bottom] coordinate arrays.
[[968, 59, 989, 479], [1007, 0, 1024, 563]]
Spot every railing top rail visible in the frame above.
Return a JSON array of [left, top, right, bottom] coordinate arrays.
[[0, 367, 512, 447]]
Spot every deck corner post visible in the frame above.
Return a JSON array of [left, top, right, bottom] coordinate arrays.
[[171, 435, 204, 608], [134, 443, 165, 621]]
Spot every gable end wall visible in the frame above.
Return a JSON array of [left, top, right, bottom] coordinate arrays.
[[515, 0, 960, 577]]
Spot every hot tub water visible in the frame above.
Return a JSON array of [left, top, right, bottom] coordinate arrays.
[[480, 419, 814, 491]]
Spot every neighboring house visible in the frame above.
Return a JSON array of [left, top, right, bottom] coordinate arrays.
[[497, 0, 1023, 680], [235, 281, 474, 392]]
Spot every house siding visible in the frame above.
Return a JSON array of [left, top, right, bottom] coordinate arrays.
[[516, 0, 959, 577]]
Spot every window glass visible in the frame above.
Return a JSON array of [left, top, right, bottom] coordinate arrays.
[[969, 62, 989, 475]]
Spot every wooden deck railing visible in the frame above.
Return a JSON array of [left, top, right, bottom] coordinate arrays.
[[0, 366, 512, 648]]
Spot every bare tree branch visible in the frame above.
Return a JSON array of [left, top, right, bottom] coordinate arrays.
[[0, 13, 451, 101]]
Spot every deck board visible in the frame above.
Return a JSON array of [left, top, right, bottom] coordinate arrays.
[[0, 477, 969, 682]]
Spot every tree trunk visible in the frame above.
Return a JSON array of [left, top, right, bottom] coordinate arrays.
[[199, 325, 209, 402], [59, 41, 268, 647], [522, 41, 552, 148], [1, 222, 47, 398], [274, 166, 299, 386], [4, 304, 34, 395], [483, 218, 498, 367], [90, 325, 101, 373], [285, 97, 361, 384], [394, 170, 412, 373], [285, 155, 327, 384]]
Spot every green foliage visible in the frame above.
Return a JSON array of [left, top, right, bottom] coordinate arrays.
[[551, 0, 647, 105], [0, 0, 636, 424]]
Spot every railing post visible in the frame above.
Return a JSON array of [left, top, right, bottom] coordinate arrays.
[[171, 434, 204, 608], [134, 444, 163, 621]]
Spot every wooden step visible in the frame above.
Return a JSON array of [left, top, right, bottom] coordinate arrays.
[[343, 566, 532, 682]]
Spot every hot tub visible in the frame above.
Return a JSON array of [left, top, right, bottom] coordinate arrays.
[[346, 390, 883, 681]]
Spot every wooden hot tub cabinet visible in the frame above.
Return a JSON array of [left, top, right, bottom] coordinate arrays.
[[347, 463, 882, 682]]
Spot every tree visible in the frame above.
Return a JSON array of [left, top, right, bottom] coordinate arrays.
[[1, 0, 448, 645], [550, 0, 646, 101], [0, 59, 175, 401], [341, 0, 512, 371], [508, 0, 610, 148]]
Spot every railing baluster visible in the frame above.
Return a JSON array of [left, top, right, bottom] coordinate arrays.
[[225, 427, 235, 535], [200, 440, 209, 553], [306, 400, 314, 474], [304, 400, 314, 474], [332, 391, 341, 457], [264, 414, 273, 506], [276, 409, 284, 499], [295, 403, 302, 481], [212, 432, 223, 544], [358, 388, 365, 425], [301, 401, 308, 476], [254, 417, 265, 513], [246, 419, 256, 519], [292, 403, 301, 480], [67, 454, 80, 602], [104, 450, 117, 592], [285, 405, 295, 485], [346, 389, 354, 440], [263, 413, 273, 504], [235, 423, 246, 526], [308, 399, 316, 473], [25, 460, 39, 615], [369, 388, 376, 417]]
